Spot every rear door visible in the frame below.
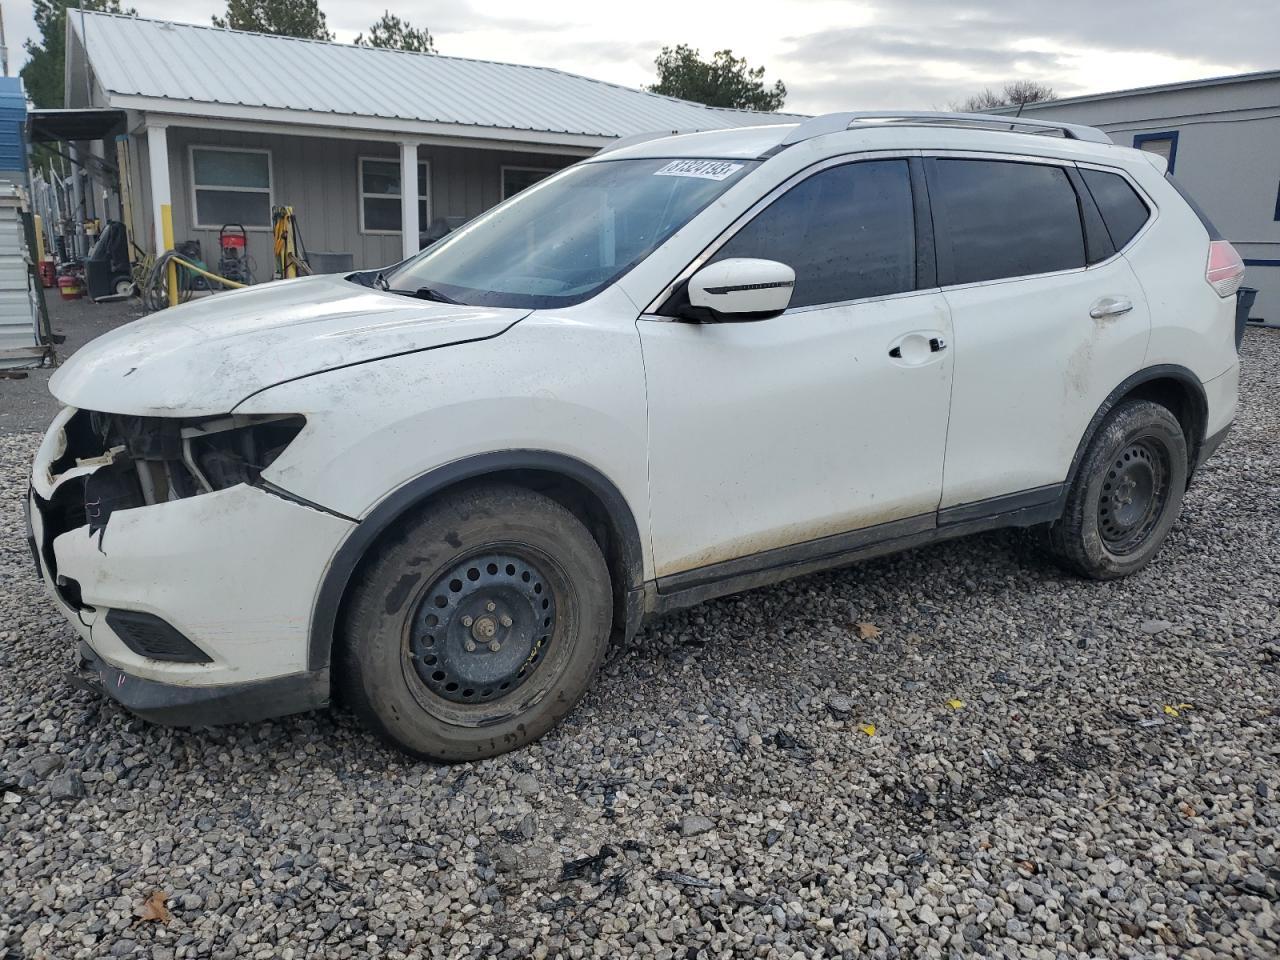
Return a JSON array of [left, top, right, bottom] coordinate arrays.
[[639, 156, 955, 581], [927, 154, 1151, 512]]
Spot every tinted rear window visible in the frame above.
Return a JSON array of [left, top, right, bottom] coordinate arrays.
[[932, 159, 1086, 284], [1080, 169, 1150, 249], [711, 159, 916, 308]]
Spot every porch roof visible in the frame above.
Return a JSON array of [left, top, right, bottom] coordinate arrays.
[[69, 12, 800, 149]]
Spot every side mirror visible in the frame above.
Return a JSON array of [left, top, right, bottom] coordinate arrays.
[[684, 258, 795, 321]]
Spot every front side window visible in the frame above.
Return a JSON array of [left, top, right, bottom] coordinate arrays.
[[381, 157, 757, 308], [709, 159, 916, 308], [1080, 169, 1151, 250], [360, 158, 430, 233], [191, 148, 271, 228], [932, 159, 1085, 284]]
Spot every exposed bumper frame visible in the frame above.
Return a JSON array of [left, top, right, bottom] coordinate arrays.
[[78, 641, 330, 727]]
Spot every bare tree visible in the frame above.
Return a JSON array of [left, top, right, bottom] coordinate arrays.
[[1003, 80, 1056, 106], [950, 81, 1056, 113]]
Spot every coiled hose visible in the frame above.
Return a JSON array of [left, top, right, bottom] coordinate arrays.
[[140, 250, 248, 313]]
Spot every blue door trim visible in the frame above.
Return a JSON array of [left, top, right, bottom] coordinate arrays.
[[1133, 131, 1179, 173]]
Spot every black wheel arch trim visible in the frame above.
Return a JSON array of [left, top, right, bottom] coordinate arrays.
[[1062, 363, 1208, 503], [308, 450, 645, 672]]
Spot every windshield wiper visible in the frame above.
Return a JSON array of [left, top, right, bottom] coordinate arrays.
[[414, 286, 461, 304], [388, 285, 462, 304]]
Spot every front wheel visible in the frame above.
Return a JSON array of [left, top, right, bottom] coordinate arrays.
[[1047, 399, 1188, 580], [340, 484, 613, 761]]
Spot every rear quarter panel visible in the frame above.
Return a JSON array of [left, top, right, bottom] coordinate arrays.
[[1123, 165, 1238, 382]]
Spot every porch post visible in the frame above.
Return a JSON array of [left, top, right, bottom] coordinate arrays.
[[400, 140, 419, 260], [147, 121, 172, 254]]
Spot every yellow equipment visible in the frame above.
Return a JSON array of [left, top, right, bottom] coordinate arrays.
[[272, 205, 311, 279]]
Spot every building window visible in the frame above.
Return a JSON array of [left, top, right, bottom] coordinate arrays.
[[360, 157, 430, 233], [191, 147, 272, 228], [502, 166, 556, 200], [1133, 132, 1179, 173]]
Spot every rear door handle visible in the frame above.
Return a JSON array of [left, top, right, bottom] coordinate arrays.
[[1090, 297, 1134, 320]]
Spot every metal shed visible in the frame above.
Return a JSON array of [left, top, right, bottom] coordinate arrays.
[[0, 77, 49, 370]]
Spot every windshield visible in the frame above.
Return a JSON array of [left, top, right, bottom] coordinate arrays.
[[379, 157, 758, 309]]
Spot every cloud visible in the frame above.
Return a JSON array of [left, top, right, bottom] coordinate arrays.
[[786, 30, 1061, 73], [927, 0, 1273, 65], [325, 2, 574, 38], [12, 0, 1272, 118], [774, 0, 1267, 112]]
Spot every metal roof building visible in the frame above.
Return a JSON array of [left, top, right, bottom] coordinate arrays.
[[62, 11, 794, 271], [996, 70, 1280, 324]]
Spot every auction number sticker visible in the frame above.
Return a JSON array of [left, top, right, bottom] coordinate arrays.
[[653, 159, 744, 181]]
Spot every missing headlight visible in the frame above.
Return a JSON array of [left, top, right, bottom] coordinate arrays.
[[46, 411, 306, 515], [35, 412, 307, 593], [182, 415, 306, 494]]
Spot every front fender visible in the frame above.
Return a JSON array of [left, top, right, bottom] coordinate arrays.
[[236, 311, 649, 530]]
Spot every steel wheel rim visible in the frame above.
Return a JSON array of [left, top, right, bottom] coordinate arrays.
[[1098, 437, 1171, 555], [401, 545, 566, 725]]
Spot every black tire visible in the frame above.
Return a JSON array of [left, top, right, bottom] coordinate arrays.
[[1047, 399, 1188, 579], [339, 484, 612, 761]]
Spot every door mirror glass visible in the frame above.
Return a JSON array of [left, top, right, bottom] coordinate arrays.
[[685, 258, 795, 321]]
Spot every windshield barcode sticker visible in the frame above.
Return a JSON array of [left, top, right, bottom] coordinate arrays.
[[654, 160, 744, 181]]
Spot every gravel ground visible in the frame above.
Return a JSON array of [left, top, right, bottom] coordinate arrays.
[[0, 294, 143, 437], [2, 329, 1278, 960]]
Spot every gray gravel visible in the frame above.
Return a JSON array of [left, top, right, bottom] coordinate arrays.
[[0, 294, 142, 437], [2, 329, 1278, 959]]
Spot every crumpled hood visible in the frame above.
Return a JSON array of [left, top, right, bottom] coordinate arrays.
[[50, 274, 530, 416]]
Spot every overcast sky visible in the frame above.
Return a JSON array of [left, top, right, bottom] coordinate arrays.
[[4, 0, 1272, 112]]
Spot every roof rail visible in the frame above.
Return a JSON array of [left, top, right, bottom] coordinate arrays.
[[776, 111, 1113, 147], [597, 129, 704, 155]]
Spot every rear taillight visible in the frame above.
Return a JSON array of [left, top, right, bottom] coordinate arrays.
[[1206, 240, 1245, 298]]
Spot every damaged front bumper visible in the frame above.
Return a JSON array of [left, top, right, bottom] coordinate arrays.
[[73, 640, 331, 727], [28, 406, 356, 726]]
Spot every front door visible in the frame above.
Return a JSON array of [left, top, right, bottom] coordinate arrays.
[[639, 157, 954, 581]]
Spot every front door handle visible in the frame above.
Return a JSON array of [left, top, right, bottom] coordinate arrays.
[[888, 331, 948, 365], [1090, 297, 1134, 320]]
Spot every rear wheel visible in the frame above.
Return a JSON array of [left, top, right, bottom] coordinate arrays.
[[340, 484, 612, 760], [1047, 399, 1188, 579]]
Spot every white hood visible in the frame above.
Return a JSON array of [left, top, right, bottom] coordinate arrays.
[[50, 275, 529, 416]]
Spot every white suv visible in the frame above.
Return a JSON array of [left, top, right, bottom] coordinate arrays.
[[28, 112, 1243, 760]]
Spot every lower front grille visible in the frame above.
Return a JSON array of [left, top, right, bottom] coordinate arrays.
[[104, 609, 213, 664]]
